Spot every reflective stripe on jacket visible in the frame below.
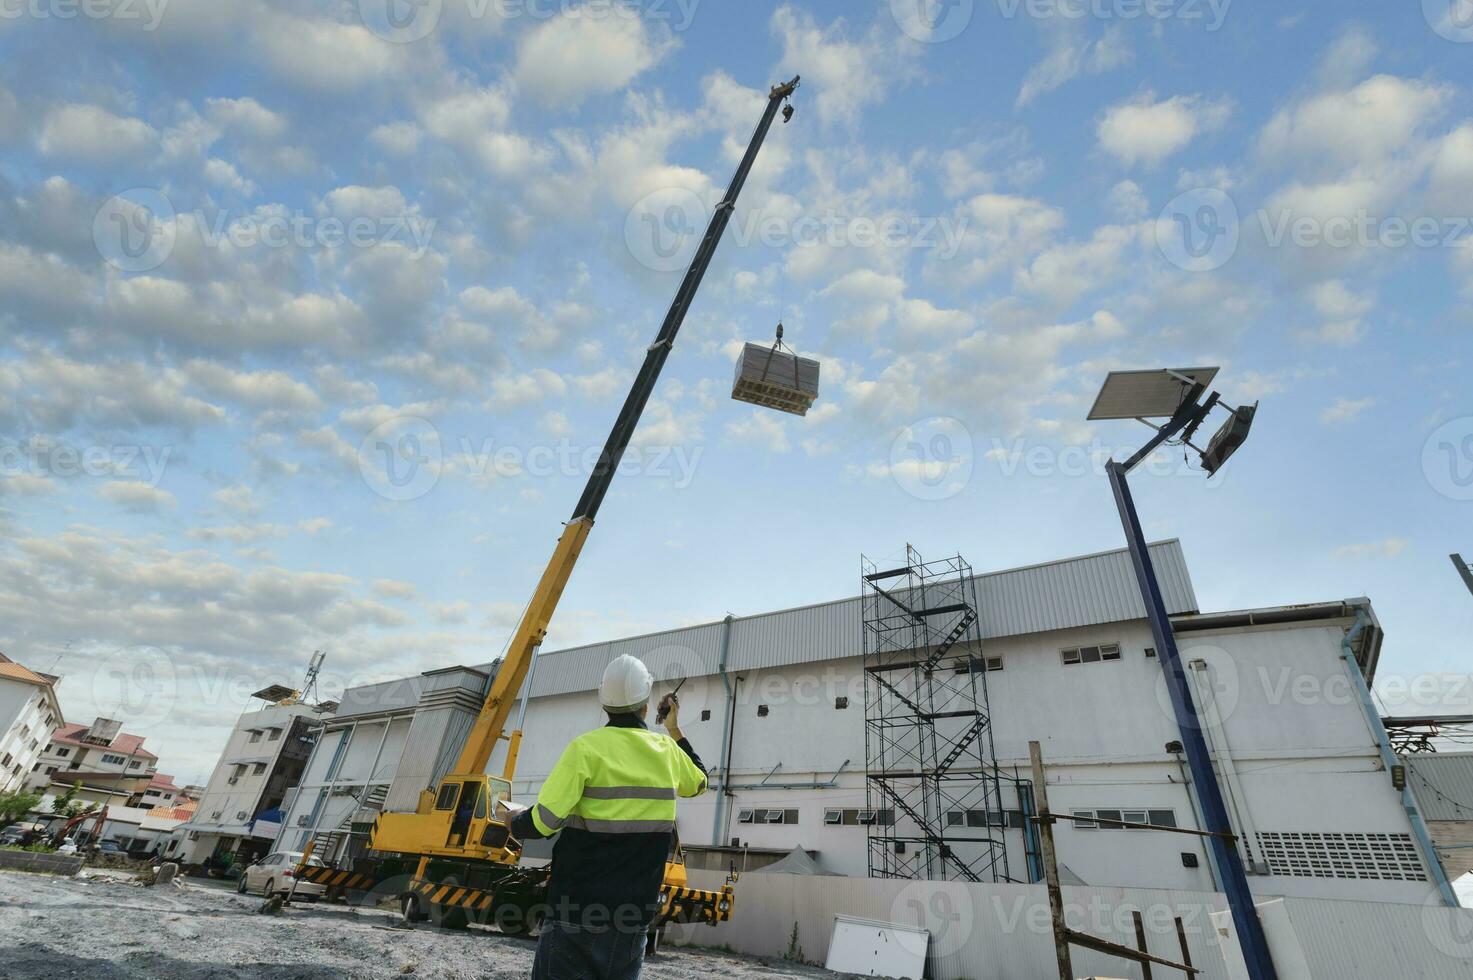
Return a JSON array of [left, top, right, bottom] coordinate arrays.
[[531, 724, 708, 837]]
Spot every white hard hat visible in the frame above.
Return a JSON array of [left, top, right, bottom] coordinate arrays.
[[600, 654, 653, 714]]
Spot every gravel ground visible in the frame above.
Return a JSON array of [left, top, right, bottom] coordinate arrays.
[[0, 870, 836, 979]]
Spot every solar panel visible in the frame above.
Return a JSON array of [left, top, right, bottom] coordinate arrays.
[[1087, 367, 1219, 421], [250, 684, 297, 703]]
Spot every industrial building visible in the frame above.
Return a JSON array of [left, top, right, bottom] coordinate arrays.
[[169, 688, 332, 867], [278, 540, 1451, 909]]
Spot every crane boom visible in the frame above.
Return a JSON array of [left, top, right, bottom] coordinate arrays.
[[450, 75, 801, 778]]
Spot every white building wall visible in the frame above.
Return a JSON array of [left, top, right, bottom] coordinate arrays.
[[177, 702, 321, 863], [488, 615, 1431, 905], [0, 682, 56, 793]]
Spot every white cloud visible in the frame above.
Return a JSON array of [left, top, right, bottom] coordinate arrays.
[[726, 409, 791, 453], [205, 96, 287, 142], [771, 6, 901, 127], [38, 103, 156, 161], [1017, 25, 1132, 108], [516, 10, 674, 108], [1098, 92, 1231, 167], [100, 480, 177, 513], [1320, 396, 1374, 424], [369, 121, 422, 156], [1333, 538, 1408, 560], [1257, 75, 1449, 173]]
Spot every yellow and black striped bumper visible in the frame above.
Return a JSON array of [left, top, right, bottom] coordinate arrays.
[[406, 876, 503, 914], [297, 865, 379, 891], [655, 885, 734, 925]]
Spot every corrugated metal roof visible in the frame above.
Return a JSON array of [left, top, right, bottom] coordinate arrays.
[[1406, 753, 1473, 821], [529, 540, 1196, 697]]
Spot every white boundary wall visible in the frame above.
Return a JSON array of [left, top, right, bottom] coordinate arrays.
[[668, 870, 1473, 980]]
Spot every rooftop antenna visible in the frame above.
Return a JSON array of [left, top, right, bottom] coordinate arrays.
[[301, 649, 326, 705], [1453, 554, 1473, 599]]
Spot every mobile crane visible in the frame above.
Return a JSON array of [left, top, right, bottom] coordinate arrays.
[[293, 75, 802, 939]]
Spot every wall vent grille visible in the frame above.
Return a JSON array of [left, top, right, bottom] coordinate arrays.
[[1256, 831, 1426, 881]]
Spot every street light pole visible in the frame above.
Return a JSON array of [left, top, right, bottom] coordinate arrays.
[[1088, 370, 1276, 979], [1107, 458, 1279, 980]]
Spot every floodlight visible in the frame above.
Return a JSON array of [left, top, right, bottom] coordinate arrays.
[[1087, 367, 1220, 421], [1200, 403, 1257, 476]]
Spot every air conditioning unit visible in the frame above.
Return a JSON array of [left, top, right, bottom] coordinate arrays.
[[296, 815, 311, 827], [210, 811, 222, 820], [227, 777, 239, 785], [235, 811, 248, 821]]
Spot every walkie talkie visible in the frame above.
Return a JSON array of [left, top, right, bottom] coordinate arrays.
[[656, 676, 688, 724]]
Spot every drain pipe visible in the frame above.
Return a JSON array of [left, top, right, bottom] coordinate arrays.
[[1189, 660, 1266, 874], [1339, 603, 1457, 907], [711, 614, 736, 846]]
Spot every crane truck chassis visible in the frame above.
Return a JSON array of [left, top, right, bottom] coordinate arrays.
[[290, 74, 800, 949]]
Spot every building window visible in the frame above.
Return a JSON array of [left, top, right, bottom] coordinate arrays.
[[835, 696, 849, 709], [1145, 647, 1157, 658], [1071, 808, 1176, 830], [822, 807, 896, 827], [267, 729, 282, 741], [0, 753, 10, 767], [248, 730, 262, 743], [252, 762, 267, 775], [101, 753, 125, 765], [128, 761, 141, 769], [946, 809, 1025, 829], [955, 656, 1004, 673], [1061, 643, 1121, 666], [55, 747, 69, 758], [736, 808, 799, 825]]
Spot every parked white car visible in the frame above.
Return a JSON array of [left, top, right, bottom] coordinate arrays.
[[236, 851, 327, 900], [56, 839, 78, 855]]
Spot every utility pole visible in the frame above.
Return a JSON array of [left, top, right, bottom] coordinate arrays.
[[1029, 741, 1074, 980]]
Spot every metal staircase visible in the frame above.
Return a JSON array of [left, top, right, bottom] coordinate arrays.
[[861, 547, 1015, 883]]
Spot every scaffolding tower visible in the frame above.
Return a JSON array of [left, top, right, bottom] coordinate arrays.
[[861, 546, 1017, 883]]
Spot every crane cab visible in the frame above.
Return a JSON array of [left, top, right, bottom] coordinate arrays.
[[371, 773, 520, 862]]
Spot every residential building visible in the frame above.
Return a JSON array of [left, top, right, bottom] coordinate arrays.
[[25, 717, 158, 806], [171, 687, 333, 866], [138, 773, 183, 810], [276, 540, 1452, 909], [0, 652, 63, 793]]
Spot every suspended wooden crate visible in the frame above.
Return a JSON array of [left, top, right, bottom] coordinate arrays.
[[730, 342, 820, 416]]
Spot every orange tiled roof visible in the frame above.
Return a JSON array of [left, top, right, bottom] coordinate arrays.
[[0, 660, 52, 688], [146, 805, 197, 821]]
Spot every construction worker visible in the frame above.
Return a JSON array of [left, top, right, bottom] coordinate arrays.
[[503, 654, 707, 980]]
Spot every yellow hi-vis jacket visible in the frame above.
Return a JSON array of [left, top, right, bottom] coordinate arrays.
[[530, 724, 708, 837]]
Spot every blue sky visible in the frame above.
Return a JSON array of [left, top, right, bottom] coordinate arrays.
[[2, 0, 1471, 781]]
